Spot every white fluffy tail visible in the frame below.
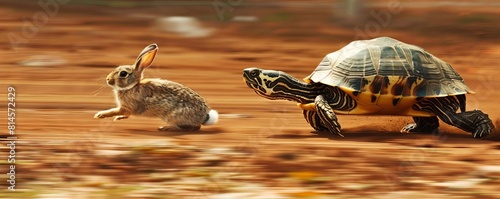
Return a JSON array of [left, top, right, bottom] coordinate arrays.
[[203, 109, 219, 125]]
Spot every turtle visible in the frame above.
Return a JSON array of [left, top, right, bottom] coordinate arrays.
[[243, 37, 494, 138]]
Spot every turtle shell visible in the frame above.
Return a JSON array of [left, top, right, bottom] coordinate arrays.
[[306, 37, 473, 97], [305, 37, 473, 116]]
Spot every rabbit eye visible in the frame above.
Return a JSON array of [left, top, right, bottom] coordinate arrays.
[[119, 71, 128, 78]]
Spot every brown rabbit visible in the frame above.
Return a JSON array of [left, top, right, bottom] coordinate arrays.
[[94, 44, 218, 131]]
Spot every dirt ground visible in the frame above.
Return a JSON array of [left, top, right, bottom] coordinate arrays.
[[1, 0, 500, 198]]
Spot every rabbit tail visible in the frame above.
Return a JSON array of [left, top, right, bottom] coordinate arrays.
[[203, 109, 219, 125]]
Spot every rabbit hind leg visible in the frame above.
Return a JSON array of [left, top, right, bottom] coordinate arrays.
[[158, 125, 201, 132], [159, 112, 202, 132]]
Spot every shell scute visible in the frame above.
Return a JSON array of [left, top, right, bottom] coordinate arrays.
[[307, 37, 473, 98]]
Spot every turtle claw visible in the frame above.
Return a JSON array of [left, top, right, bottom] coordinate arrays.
[[314, 95, 344, 137], [401, 117, 440, 134], [329, 127, 344, 137], [470, 111, 494, 139], [400, 123, 440, 135], [401, 123, 417, 133], [472, 122, 492, 138]]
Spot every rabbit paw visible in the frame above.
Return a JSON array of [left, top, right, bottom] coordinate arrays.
[[114, 115, 129, 121], [94, 111, 108, 119], [94, 108, 126, 119]]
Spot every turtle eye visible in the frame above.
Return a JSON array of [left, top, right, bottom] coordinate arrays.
[[119, 71, 128, 78], [250, 70, 259, 77]]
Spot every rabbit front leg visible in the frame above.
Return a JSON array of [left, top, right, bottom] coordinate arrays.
[[113, 115, 129, 121], [94, 107, 130, 120]]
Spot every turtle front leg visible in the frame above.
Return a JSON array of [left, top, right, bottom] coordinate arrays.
[[303, 110, 329, 132], [314, 95, 343, 137], [401, 116, 439, 134]]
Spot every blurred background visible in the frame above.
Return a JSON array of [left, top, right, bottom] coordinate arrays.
[[1, 0, 500, 198]]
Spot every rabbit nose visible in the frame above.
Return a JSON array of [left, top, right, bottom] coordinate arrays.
[[107, 78, 115, 85]]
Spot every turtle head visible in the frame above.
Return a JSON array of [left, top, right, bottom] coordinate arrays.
[[243, 67, 310, 102], [243, 68, 280, 98]]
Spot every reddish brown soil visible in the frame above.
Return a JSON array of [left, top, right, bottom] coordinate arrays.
[[1, 1, 500, 198]]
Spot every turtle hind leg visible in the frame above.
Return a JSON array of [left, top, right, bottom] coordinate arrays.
[[401, 116, 439, 134], [454, 110, 493, 138], [303, 110, 329, 132], [314, 95, 343, 137], [415, 95, 494, 138]]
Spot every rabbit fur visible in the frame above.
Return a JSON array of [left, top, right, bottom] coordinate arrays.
[[94, 44, 218, 131]]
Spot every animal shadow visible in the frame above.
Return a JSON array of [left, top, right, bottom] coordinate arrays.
[[271, 127, 500, 144], [124, 127, 226, 137]]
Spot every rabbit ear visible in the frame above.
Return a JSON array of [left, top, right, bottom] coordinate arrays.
[[134, 44, 158, 72]]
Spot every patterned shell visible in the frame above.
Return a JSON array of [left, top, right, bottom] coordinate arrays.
[[306, 37, 473, 97]]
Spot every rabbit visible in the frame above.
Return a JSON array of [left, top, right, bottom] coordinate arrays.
[[94, 43, 218, 131]]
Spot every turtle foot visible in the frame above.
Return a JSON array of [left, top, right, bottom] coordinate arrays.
[[401, 123, 439, 135]]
